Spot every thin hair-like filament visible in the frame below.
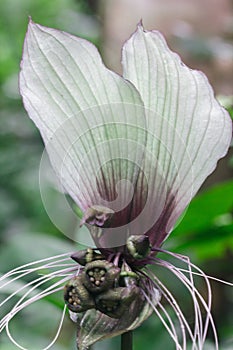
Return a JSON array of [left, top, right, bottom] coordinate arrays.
[[0, 253, 80, 349], [151, 248, 219, 349]]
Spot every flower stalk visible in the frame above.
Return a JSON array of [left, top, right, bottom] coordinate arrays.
[[121, 331, 133, 350]]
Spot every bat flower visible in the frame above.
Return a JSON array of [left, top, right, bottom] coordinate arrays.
[[0, 20, 232, 350]]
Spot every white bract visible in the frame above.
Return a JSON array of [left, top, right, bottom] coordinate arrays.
[[19, 20, 232, 249], [0, 20, 232, 350]]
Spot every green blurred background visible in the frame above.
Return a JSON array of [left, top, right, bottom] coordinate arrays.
[[0, 0, 232, 349]]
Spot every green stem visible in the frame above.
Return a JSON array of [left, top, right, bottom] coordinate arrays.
[[121, 331, 133, 350]]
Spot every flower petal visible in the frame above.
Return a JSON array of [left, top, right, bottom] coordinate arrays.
[[122, 24, 232, 246], [20, 20, 147, 226]]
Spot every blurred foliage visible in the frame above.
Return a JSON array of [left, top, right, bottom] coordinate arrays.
[[0, 0, 232, 349], [217, 95, 233, 120], [171, 180, 233, 260]]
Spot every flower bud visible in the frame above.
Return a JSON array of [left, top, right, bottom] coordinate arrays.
[[71, 248, 104, 266], [64, 276, 95, 313], [82, 260, 120, 294], [126, 235, 151, 259], [95, 285, 140, 318]]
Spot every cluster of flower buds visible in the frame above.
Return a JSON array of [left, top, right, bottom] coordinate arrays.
[[64, 247, 142, 319]]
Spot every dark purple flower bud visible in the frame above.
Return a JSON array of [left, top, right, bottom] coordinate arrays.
[[64, 276, 95, 313], [95, 284, 140, 318], [71, 248, 104, 266], [126, 235, 151, 259], [82, 260, 120, 293]]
